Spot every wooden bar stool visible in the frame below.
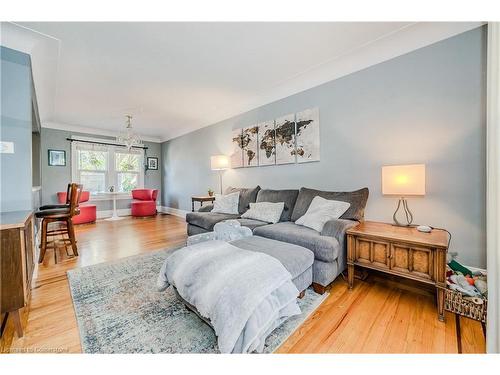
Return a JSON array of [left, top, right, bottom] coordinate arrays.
[[35, 183, 82, 264]]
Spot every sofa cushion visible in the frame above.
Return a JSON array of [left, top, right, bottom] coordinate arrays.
[[198, 204, 213, 212], [236, 218, 270, 231], [225, 186, 261, 214], [231, 236, 314, 280], [253, 221, 341, 263], [185, 212, 239, 231], [295, 196, 351, 232], [291, 187, 369, 222], [212, 191, 240, 214], [241, 202, 284, 224], [256, 189, 299, 222]]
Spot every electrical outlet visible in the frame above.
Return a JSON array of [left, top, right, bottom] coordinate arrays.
[[0, 141, 15, 154]]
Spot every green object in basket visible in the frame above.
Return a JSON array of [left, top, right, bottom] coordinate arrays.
[[448, 259, 473, 276]]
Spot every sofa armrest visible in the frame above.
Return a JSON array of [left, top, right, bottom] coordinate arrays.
[[198, 204, 214, 212], [321, 219, 359, 249], [321, 219, 359, 271]]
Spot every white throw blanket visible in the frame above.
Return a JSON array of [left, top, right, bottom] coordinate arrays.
[[157, 240, 301, 353]]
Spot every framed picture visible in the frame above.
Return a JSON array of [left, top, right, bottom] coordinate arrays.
[[48, 149, 66, 166], [147, 157, 158, 170]]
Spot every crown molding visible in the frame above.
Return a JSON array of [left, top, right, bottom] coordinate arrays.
[[161, 22, 485, 142], [42, 121, 162, 143]]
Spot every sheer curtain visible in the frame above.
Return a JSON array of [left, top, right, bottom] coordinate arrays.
[[487, 22, 500, 353]]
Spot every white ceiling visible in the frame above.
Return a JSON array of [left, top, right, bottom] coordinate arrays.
[[1, 22, 483, 142]]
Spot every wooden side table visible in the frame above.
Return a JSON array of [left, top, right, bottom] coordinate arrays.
[[346, 221, 449, 321], [191, 196, 215, 212]]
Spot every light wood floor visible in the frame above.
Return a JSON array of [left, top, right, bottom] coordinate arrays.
[[3, 214, 485, 353]]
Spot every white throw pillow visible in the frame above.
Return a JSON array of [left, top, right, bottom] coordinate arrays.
[[241, 201, 285, 224], [295, 196, 351, 232], [211, 191, 240, 214]]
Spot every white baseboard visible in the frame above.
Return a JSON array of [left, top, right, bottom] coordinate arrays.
[[160, 206, 189, 219], [96, 206, 163, 219]]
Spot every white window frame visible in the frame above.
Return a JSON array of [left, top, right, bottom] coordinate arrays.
[[71, 137, 145, 197], [113, 149, 144, 193]]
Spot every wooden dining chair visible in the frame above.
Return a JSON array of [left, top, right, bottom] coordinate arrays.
[[35, 183, 83, 264]]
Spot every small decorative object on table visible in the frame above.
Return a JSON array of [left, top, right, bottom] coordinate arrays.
[[191, 195, 216, 212], [444, 258, 487, 323], [208, 188, 214, 197], [109, 185, 114, 192]]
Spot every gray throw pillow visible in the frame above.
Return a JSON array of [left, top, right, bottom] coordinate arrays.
[[256, 189, 299, 222], [291, 187, 369, 222], [224, 186, 261, 214]]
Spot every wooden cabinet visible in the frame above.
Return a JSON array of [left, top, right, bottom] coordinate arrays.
[[347, 221, 449, 321], [0, 211, 35, 340]]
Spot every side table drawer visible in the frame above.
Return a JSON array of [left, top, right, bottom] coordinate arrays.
[[354, 237, 390, 270], [390, 243, 434, 281]]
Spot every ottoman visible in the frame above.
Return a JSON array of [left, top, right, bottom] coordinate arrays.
[[231, 235, 314, 295]]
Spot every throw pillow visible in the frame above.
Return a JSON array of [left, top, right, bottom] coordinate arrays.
[[241, 201, 285, 224], [211, 191, 240, 214], [224, 186, 261, 214], [295, 196, 351, 232]]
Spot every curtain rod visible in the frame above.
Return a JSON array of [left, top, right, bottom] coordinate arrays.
[[66, 137, 148, 150]]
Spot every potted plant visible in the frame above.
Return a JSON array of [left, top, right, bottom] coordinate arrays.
[[208, 188, 214, 197]]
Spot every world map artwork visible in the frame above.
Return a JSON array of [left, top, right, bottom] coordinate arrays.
[[230, 107, 320, 168]]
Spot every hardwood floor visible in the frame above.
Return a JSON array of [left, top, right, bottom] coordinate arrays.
[[2, 214, 485, 353]]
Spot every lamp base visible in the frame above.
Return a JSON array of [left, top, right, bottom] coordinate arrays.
[[392, 197, 414, 226]]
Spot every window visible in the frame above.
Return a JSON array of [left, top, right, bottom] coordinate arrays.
[[76, 147, 108, 194], [72, 139, 144, 195], [115, 152, 141, 192]]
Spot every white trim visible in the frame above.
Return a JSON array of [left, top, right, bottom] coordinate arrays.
[[96, 205, 163, 219], [487, 22, 500, 354], [42, 121, 162, 143], [160, 206, 189, 219]]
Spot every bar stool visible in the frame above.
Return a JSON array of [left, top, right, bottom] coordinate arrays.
[[35, 183, 82, 264], [38, 183, 71, 211]]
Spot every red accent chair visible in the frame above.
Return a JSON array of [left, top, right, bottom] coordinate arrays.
[[131, 189, 158, 217], [57, 190, 97, 224]]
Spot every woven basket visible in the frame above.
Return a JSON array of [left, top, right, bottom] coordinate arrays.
[[444, 289, 487, 323]]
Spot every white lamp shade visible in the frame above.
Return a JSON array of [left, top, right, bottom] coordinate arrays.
[[211, 155, 229, 170], [382, 164, 426, 196]]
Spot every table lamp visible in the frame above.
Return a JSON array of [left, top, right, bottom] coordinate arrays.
[[382, 164, 425, 226], [211, 155, 229, 194]]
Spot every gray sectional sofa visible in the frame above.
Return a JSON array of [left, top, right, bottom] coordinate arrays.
[[186, 186, 369, 294]]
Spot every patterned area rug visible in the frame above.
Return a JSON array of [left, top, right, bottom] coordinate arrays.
[[67, 248, 327, 353]]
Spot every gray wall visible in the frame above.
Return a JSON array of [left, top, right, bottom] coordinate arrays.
[[40, 127, 162, 211], [32, 131, 41, 186], [162, 27, 487, 268], [0, 46, 33, 212]]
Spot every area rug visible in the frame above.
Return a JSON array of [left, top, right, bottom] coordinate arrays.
[[67, 248, 327, 353]]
